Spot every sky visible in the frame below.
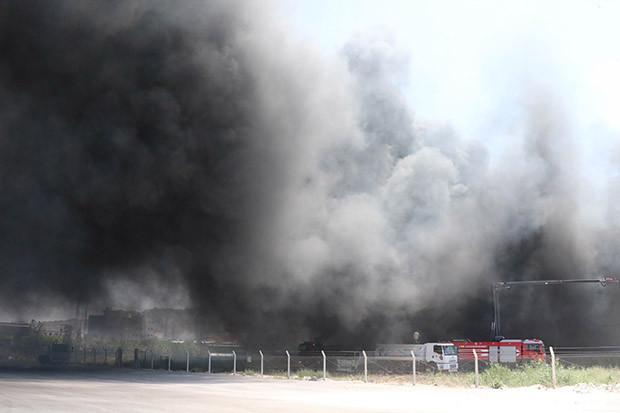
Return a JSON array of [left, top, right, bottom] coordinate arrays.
[[281, 0, 620, 148]]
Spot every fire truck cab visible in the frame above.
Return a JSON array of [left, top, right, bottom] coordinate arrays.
[[452, 339, 545, 363]]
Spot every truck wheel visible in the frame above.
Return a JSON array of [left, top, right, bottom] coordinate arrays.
[[428, 362, 438, 373]]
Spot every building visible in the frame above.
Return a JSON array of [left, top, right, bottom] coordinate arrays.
[[84, 308, 203, 341], [142, 308, 196, 341], [86, 308, 143, 341], [40, 319, 82, 339], [0, 322, 31, 358]]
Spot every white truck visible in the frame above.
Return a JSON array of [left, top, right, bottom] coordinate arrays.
[[375, 342, 458, 372]]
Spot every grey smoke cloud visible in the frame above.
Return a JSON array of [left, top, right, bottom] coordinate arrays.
[[0, 0, 618, 346]]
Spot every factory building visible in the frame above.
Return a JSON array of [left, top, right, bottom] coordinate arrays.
[[84, 308, 200, 341]]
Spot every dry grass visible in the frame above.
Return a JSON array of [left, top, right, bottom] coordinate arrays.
[[320, 363, 620, 389]]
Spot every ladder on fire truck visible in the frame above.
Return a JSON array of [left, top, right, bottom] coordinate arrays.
[[492, 277, 618, 340]]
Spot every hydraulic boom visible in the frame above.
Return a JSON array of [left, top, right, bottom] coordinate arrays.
[[492, 277, 618, 340]]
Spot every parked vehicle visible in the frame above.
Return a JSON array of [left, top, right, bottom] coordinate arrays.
[[39, 343, 70, 364], [451, 338, 545, 363], [375, 342, 458, 372]]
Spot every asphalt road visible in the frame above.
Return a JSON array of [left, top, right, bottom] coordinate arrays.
[[0, 364, 619, 412]]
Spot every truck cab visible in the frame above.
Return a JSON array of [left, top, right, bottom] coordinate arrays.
[[425, 343, 458, 372], [375, 342, 458, 372], [522, 339, 545, 361]]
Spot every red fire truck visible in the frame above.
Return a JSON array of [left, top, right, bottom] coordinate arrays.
[[451, 339, 545, 363], [450, 277, 616, 367]]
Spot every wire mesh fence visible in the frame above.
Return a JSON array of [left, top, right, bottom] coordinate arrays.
[[61, 347, 438, 380], [26, 344, 620, 389], [240, 351, 406, 380], [550, 346, 620, 368]]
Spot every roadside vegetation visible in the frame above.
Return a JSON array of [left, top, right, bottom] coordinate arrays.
[[475, 362, 620, 388], [263, 369, 330, 379], [295, 368, 329, 379], [238, 366, 618, 388], [350, 363, 620, 388]]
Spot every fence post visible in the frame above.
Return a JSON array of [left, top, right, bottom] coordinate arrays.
[[186, 350, 190, 372], [93, 349, 96, 365], [104, 349, 107, 365], [473, 349, 479, 388], [321, 350, 326, 381], [285, 350, 291, 379], [362, 351, 368, 383], [208, 351, 212, 373], [168, 354, 171, 372], [259, 350, 264, 377], [550, 346, 556, 389], [232, 350, 237, 375], [411, 350, 416, 386]]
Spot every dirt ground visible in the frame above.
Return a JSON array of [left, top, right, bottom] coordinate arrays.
[[0, 365, 619, 412]]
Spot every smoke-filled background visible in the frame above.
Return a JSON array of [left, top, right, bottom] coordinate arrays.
[[1, 0, 620, 347]]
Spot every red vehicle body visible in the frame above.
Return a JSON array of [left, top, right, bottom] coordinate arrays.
[[451, 339, 545, 363]]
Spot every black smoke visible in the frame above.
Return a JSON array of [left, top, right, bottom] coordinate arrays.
[[0, 0, 271, 322], [1, 0, 619, 348]]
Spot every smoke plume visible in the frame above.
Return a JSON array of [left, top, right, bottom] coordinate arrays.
[[1, 0, 619, 347]]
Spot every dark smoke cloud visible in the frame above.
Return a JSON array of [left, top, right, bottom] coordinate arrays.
[[0, 0, 270, 316], [1, 0, 619, 347]]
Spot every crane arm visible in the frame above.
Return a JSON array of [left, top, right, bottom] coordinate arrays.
[[494, 277, 618, 290], [492, 276, 618, 340]]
